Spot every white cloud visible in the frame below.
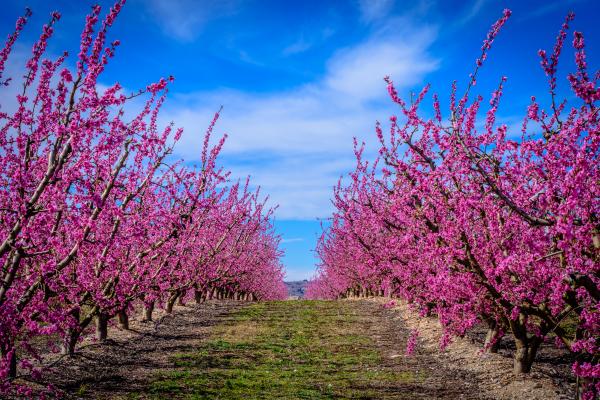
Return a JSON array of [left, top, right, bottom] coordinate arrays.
[[281, 238, 305, 244], [160, 24, 438, 219], [455, 0, 488, 27], [283, 36, 313, 56], [325, 35, 437, 102], [357, 0, 395, 23], [282, 28, 337, 56], [0, 8, 438, 221], [518, 0, 585, 21], [143, 0, 240, 41]]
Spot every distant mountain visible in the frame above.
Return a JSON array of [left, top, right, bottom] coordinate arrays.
[[284, 280, 308, 298]]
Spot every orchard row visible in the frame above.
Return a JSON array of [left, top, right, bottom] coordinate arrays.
[[307, 10, 599, 397], [0, 2, 286, 396]]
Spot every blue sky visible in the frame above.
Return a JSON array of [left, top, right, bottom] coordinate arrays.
[[2, 0, 599, 280]]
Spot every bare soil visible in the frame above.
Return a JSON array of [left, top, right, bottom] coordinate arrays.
[[13, 299, 575, 399], [365, 297, 575, 400], [20, 301, 245, 398]]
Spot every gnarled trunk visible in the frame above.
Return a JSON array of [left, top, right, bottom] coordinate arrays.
[[61, 308, 81, 356], [510, 313, 541, 374], [117, 309, 129, 330], [95, 313, 109, 341], [194, 289, 203, 304], [166, 292, 179, 314], [484, 319, 501, 353], [513, 337, 540, 374], [143, 301, 154, 321], [61, 328, 79, 356], [177, 290, 186, 306]]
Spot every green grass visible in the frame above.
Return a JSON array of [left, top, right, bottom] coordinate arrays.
[[142, 301, 423, 399]]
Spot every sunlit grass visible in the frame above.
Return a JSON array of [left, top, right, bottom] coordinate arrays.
[[139, 301, 423, 399]]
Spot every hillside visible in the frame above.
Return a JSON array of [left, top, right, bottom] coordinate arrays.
[[284, 280, 309, 298]]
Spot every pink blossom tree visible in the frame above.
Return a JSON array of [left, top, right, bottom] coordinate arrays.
[[309, 9, 598, 394], [0, 3, 286, 395]]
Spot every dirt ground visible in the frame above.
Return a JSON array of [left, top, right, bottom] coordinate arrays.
[[361, 298, 574, 400], [24, 301, 245, 398], [13, 299, 575, 399]]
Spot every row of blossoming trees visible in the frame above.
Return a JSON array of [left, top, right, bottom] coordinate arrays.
[[0, 2, 286, 395], [306, 9, 598, 395]]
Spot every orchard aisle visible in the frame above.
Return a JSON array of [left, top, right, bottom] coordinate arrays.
[[142, 300, 477, 399], [30, 300, 564, 399]]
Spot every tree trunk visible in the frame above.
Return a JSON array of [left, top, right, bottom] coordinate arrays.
[[61, 328, 79, 356], [510, 313, 541, 374], [177, 290, 186, 305], [9, 349, 16, 379], [95, 313, 109, 341], [513, 338, 539, 374], [1, 346, 17, 379], [117, 309, 129, 330], [195, 289, 203, 304], [166, 292, 179, 314], [61, 321, 81, 356], [143, 301, 154, 322], [61, 308, 81, 356], [484, 319, 501, 353]]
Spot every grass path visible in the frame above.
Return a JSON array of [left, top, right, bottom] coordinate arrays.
[[32, 300, 491, 399], [140, 300, 480, 399]]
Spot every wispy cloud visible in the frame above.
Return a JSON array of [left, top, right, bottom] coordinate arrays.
[[283, 36, 313, 56], [325, 34, 437, 102], [357, 0, 395, 23], [456, 0, 488, 26], [519, 0, 586, 21], [143, 0, 241, 41], [163, 24, 438, 219], [281, 238, 305, 244], [282, 27, 336, 57]]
